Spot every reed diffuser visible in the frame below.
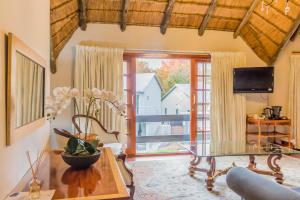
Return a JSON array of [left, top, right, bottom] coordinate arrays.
[[26, 150, 44, 200]]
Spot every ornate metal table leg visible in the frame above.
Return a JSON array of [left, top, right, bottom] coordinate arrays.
[[206, 156, 216, 191], [267, 154, 283, 184], [248, 155, 257, 170], [189, 155, 201, 176]]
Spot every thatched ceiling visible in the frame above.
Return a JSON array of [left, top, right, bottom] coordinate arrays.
[[50, 0, 300, 73]]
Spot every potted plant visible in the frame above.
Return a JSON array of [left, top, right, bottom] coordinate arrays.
[[46, 87, 126, 169]]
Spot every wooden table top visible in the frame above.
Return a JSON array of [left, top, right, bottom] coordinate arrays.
[[247, 117, 291, 125], [11, 148, 130, 200]]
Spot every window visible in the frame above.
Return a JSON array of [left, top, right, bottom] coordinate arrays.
[[123, 53, 211, 155], [197, 62, 211, 143]]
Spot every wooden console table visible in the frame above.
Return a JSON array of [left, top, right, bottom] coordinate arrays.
[[246, 117, 292, 147], [10, 147, 130, 200]]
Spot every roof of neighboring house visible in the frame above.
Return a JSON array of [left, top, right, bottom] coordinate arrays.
[[162, 84, 190, 101], [136, 73, 164, 93]]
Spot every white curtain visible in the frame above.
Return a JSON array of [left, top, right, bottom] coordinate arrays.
[[288, 55, 300, 149], [210, 52, 247, 154], [74, 46, 125, 141]]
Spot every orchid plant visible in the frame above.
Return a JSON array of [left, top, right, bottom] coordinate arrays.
[[46, 87, 126, 155], [46, 87, 126, 120]]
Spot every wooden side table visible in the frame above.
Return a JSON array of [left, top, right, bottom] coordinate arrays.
[[10, 148, 130, 200], [246, 117, 292, 148]]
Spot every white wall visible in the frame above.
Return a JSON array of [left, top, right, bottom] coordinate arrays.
[[0, 0, 50, 199]]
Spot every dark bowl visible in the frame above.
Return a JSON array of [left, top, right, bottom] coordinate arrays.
[[61, 150, 101, 169]]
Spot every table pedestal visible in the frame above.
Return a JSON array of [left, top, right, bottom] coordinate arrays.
[[189, 154, 283, 191]]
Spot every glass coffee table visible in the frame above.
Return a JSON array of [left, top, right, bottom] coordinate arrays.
[[181, 142, 300, 191]]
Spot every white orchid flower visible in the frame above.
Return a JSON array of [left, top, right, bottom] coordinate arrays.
[[46, 87, 127, 121], [91, 88, 102, 98], [69, 88, 80, 97], [53, 87, 62, 96], [84, 89, 93, 98]]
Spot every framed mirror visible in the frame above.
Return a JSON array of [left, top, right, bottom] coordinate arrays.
[[6, 33, 46, 145]]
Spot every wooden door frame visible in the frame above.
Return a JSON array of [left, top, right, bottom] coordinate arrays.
[[123, 52, 211, 157]]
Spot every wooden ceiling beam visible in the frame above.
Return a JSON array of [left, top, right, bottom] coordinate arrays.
[[50, 38, 57, 74], [198, 0, 217, 36], [120, 0, 129, 31], [78, 0, 87, 30], [234, 0, 260, 39], [160, 0, 176, 34], [290, 24, 300, 41], [270, 14, 300, 64]]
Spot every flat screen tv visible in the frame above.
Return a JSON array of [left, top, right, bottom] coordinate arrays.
[[233, 67, 274, 93]]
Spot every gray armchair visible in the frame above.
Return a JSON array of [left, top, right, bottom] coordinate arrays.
[[226, 167, 300, 200]]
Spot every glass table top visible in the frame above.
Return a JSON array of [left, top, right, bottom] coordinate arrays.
[[180, 141, 300, 157]]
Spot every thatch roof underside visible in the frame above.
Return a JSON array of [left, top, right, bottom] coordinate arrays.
[[50, 0, 300, 73]]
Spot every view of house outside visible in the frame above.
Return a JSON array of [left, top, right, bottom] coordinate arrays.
[[123, 58, 211, 154]]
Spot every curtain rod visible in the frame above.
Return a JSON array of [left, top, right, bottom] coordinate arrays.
[[124, 49, 211, 55]]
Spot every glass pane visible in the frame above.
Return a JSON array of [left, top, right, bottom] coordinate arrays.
[[197, 120, 210, 132], [135, 58, 191, 154], [205, 63, 211, 75], [197, 104, 210, 115], [123, 62, 128, 103], [197, 91, 210, 103], [123, 61, 127, 74], [196, 61, 211, 150], [197, 77, 211, 89], [197, 62, 211, 76]]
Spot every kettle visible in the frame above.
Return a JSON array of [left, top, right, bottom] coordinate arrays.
[[263, 107, 272, 119], [271, 106, 282, 120]]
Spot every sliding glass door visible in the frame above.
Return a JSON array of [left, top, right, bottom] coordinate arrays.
[[124, 53, 210, 156]]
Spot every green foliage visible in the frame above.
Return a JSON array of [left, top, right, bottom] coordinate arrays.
[[64, 137, 100, 156], [137, 59, 190, 96]]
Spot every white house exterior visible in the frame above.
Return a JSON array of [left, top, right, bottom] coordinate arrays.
[[161, 84, 191, 136], [136, 73, 163, 136], [162, 84, 190, 115]]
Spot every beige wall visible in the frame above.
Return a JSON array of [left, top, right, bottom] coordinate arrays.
[[51, 23, 299, 148], [0, 0, 50, 199], [51, 24, 277, 147], [270, 36, 300, 116], [51, 24, 269, 146]]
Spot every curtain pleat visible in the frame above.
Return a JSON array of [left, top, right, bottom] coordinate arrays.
[[288, 55, 300, 149], [210, 52, 247, 154], [74, 45, 125, 143]]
